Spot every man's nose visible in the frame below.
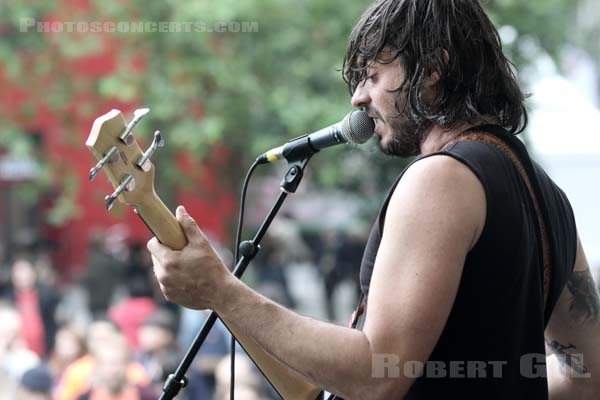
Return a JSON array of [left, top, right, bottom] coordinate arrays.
[[351, 82, 370, 109]]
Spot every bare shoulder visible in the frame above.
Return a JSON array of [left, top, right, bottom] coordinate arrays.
[[387, 154, 486, 250], [399, 153, 481, 185]]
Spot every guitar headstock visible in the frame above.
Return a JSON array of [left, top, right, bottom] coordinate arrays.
[[86, 108, 186, 250], [86, 108, 162, 211]]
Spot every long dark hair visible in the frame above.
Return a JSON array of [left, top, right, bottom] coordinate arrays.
[[343, 0, 528, 133]]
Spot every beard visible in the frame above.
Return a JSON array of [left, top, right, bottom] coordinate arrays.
[[376, 108, 429, 158]]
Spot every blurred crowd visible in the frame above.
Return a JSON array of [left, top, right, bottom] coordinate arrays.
[[0, 219, 367, 400]]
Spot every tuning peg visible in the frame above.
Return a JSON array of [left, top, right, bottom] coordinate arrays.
[[119, 107, 150, 143], [135, 130, 164, 170], [104, 174, 134, 210], [89, 146, 119, 181]]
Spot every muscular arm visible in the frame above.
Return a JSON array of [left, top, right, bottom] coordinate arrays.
[[545, 237, 600, 399], [149, 155, 485, 398], [208, 155, 486, 399]]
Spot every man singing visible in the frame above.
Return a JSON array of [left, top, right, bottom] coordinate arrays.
[[147, 0, 600, 398]]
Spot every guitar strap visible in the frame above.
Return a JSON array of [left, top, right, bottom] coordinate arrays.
[[453, 130, 552, 308], [328, 128, 552, 400], [348, 292, 365, 329]]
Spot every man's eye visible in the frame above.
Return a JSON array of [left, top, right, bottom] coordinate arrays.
[[366, 73, 377, 82]]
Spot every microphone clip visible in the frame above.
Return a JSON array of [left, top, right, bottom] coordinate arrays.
[[280, 162, 307, 194]]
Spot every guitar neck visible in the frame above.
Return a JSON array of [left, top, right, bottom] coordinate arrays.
[[135, 192, 187, 250]]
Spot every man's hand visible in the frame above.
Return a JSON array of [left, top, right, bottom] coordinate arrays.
[[147, 205, 232, 310]]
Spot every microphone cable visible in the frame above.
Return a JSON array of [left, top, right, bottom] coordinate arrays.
[[230, 158, 260, 400]]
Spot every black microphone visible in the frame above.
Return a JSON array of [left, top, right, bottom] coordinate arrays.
[[256, 110, 374, 164]]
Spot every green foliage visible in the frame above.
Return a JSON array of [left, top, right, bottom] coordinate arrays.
[[91, 0, 382, 221], [1, 0, 594, 229], [0, 124, 52, 214], [486, 0, 573, 58], [45, 172, 79, 226], [118, 0, 368, 156], [0, 123, 34, 156]]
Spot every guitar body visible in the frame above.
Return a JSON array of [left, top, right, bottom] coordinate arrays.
[[86, 109, 324, 400]]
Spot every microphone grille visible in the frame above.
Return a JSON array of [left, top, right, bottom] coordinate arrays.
[[340, 110, 375, 144]]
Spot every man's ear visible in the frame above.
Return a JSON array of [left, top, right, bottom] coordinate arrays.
[[425, 49, 448, 88], [426, 71, 441, 88]]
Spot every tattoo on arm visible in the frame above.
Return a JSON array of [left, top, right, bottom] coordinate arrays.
[[545, 340, 589, 375], [566, 267, 600, 324]]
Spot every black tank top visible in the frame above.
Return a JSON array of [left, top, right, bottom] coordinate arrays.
[[358, 125, 577, 399]]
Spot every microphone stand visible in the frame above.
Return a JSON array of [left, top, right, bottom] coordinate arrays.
[[160, 157, 314, 400]]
